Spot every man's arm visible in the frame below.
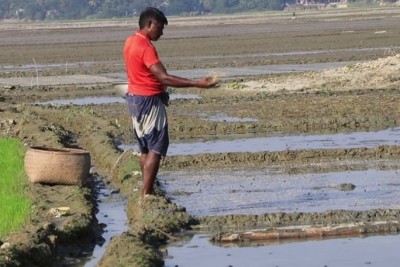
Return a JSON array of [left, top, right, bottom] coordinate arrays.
[[150, 62, 218, 88]]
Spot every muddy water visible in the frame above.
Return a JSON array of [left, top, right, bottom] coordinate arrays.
[[105, 61, 356, 81], [76, 183, 127, 267], [0, 61, 357, 87], [160, 167, 400, 216], [121, 127, 400, 156], [0, 51, 362, 74], [165, 233, 400, 267], [160, 126, 400, 265], [36, 93, 201, 106], [161, 163, 400, 266]]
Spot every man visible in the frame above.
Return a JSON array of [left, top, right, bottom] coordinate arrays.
[[124, 7, 218, 199]]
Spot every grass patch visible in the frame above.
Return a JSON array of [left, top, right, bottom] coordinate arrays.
[[0, 138, 31, 238]]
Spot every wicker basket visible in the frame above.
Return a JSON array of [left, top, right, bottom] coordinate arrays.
[[24, 146, 91, 186]]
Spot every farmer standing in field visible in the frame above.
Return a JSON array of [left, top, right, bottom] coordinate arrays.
[[123, 7, 218, 199]]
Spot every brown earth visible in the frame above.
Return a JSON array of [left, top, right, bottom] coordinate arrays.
[[1, 6, 400, 267]]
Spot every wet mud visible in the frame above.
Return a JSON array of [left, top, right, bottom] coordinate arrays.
[[1, 6, 400, 267]]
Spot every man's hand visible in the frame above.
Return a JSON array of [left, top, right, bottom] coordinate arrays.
[[150, 62, 220, 89], [200, 76, 220, 88]]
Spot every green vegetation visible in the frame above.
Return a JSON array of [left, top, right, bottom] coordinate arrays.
[[1, 0, 393, 20], [0, 138, 31, 238], [1, 0, 291, 20], [3, 0, 398, 21]]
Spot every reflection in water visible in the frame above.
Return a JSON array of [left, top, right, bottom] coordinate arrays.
[[74, 181, 127, 267], [160, 127, 400, 266], [165, 233, 400, 267], [121, 127, 400, 156], [160, 168, 400, 216]]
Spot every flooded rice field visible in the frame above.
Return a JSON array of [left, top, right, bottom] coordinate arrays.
[[165, 233, 400, 267], [0, 61, 357, 87], [2, 6, 400, 267], [161, 166, 400, 216], [36, 93, 201, 106], [159, 125, 400, 266], [120, 127, 400, 156]]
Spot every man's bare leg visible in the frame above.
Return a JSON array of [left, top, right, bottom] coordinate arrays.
[[139, 152, 147, 177], [141, 150, 161, 198]]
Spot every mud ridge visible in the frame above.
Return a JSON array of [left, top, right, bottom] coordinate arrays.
[[162, 145, 400, 171]]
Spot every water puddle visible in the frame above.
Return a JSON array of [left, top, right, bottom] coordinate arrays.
[[72, 179, 127, 267], [164, 47, 400, 61], [103, 61, 357, 81], [1, 61, 358, 87], [36, 93, 201, 106], [165, 233, 400, 267], [121, 127, 400, 156], [5, 45, 399, 74], [160, 168, 400, 216]]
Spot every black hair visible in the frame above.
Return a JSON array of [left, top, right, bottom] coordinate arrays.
[[138, 7, 168, 29]]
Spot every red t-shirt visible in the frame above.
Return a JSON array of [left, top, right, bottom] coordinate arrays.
[[123, 30, 165, 96]]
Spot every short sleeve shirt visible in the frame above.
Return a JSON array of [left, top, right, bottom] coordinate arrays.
[[123, 30, 165, 96]]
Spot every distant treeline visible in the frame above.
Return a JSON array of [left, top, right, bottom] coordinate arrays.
[[0, 0, 297, 20]]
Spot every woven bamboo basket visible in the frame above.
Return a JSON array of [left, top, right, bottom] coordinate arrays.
[[24, 146, 91, 186]]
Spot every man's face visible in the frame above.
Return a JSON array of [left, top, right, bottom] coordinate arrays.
[[148, 20, 164, 41]]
